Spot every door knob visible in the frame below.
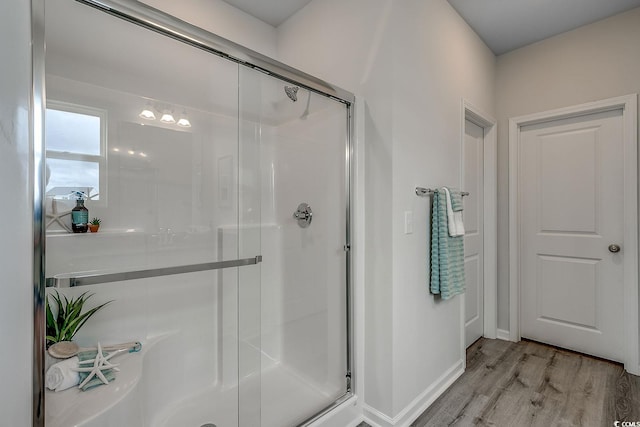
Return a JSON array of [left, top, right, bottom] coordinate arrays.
[[608, 244, 621, 253]]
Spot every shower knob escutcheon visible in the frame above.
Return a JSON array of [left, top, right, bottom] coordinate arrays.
[[293, 203, 312, 228]]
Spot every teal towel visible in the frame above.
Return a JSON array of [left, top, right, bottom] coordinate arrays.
[[430, 189, 465, 299], [449, 188, 463, 212], [77, 350, 117, 391]]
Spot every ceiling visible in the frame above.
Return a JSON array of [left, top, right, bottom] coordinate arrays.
[[222, 0, 313, 27], [448, 0, 640, 55], [222, 0, 640, 54]]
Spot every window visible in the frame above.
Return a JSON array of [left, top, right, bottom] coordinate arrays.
[[45, 102, 106, 201]]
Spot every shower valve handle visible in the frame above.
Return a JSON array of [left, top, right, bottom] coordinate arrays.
[[294, 211, 310, 220], [293, 203, 313, 228]]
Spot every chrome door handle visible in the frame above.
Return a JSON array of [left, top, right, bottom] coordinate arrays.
[[608, 244, 621, 253]]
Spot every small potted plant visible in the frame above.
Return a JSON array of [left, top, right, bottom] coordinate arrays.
[[46, 290, 112, 349], [89, 217, 101, 233]]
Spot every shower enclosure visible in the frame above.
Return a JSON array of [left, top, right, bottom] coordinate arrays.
[[36, 0, 353, 426]]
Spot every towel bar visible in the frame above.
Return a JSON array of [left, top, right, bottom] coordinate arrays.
[[46, 256, 263, 288], [415, 187, 469, 197]]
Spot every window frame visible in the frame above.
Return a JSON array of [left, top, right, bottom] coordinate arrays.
[[45, 100, 108, 204]]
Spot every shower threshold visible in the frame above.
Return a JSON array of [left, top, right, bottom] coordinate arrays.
[[155, 362, 345, 427]]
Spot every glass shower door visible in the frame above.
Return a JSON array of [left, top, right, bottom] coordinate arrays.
[[239, 68, 350, 427], [43, 1, 259, 426], [42, 1, 350, 426]]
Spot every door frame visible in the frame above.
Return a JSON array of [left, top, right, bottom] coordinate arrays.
[[461, 99, 498, 349], [508, 94, 639, 375]]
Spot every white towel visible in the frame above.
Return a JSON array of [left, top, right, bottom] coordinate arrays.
[[46, 356, 80, 392], [442, 187, 465, 237]]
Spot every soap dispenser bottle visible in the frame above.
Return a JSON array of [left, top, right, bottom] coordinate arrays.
[[71, 191, 89, 233]]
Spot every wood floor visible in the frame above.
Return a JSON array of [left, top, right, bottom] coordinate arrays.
[[410, 338, 640, 427]]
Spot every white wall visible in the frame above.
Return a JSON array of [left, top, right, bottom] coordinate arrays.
[[278, 0, 495, 423], [0, 0, 34, 425], [495, 6, 640, 332], [140, 0, 278, 58]]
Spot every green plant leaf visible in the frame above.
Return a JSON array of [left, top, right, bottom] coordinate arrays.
[[45, 290, 113, 344], [60, 293, 70, 321], [60, 293, 89, 338], [46, 299, 56, 337], [46, 291, 64, 343], [68, 300, 112, 340]]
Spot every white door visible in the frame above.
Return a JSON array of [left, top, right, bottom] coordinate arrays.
[[464, 119, 484, 348], [520, 108, 625, 362]]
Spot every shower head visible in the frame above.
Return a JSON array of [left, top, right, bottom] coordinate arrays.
[[284, 85, 299, 102]]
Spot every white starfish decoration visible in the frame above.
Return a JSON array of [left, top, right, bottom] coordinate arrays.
[[73, 342, 121, 388], [46, 198, 73, 232]]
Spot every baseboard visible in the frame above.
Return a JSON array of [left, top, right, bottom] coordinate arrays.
[[362, 403, 396, 427], [625, 362, 640, 377], [362, 358, 464, 427], [496, 329, 511, 341]]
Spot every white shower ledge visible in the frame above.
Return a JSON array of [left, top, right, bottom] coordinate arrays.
[[45, 335, 166, 427]]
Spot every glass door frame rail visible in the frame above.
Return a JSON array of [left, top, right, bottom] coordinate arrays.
[[30, 0, 355, 426]]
